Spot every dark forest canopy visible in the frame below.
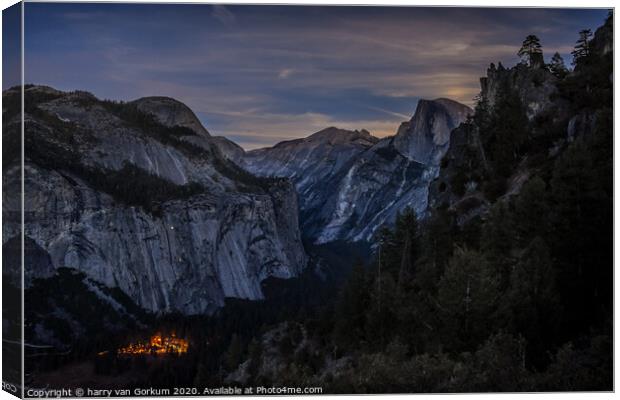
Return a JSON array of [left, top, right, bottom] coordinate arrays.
[[20, 12, 613, 394], [201, 13, 613, 393]]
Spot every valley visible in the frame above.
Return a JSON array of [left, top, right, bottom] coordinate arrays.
[[2, 11, 613, 393]]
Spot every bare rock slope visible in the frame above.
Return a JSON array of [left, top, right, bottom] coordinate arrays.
[[2, 86, 307, 315], [240, 99, 471, 243]]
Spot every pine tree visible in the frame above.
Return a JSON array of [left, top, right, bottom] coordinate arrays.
[[394, 207, 418, 289], [496, 237, 561, 368], [517, 35, 543, 66], [473, 95, 492, 133], [364, 273, 397, 350], [437, 247, 500, 351], [513, 176, 549, 246], [549, 138, 610, 335], [416, 209, 454, 291], [505, 238, 560, 343], [481, 202, 515, 289], [333, 261, 369, 349], [375, 224, 399, 275], [486, 82, 529, 177], [571, 29, 592, 65], [472, 333, 529, 391], [549, 52, 568, 78]]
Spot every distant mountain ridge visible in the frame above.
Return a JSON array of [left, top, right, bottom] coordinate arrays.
[[243, 127, 379, 192], [235, 98, 472, 243]]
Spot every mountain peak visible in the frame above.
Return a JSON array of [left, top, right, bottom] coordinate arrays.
[[307, 126, 378, 145], [13, 84, 307, 315], [132, 96, 210, 137], [416, 98, 472, 119], [392, 98, 472, 165]]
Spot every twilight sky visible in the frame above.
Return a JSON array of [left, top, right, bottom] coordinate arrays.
[[20, 4, 608, 149]]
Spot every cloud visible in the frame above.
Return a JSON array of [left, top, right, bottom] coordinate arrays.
[[24, 4, 608, 148], [206, 109, 401, 150], [278, 68, 293, 79], [211, 5, 236, 25], [363, 105, 411, 120]]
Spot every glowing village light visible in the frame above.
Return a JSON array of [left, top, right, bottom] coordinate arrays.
[[116, 332, 188, 355]]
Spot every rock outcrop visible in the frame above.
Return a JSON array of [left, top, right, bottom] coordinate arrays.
[[2, 86, 307, 315], [480, 62, 557, 120], [428, 24, 614, 223], [211, 136, 246, 164], [133, 96, 211, 137], [392, 98, 471, 165]]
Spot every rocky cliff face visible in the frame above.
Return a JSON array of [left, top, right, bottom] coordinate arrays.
[[392, 98, 471, 165], [479, 62, 557, 120], [428, 16, 613, 224], [426, 122, 491, 225], [211, 136, 246, 164], [133, 96, 211, 137], [243, 127, 378, 203], [241, 100, 471, 244], [2, 86, 307, 315], [428, 63, 558, 223]]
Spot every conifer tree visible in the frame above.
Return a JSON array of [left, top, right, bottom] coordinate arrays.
[[518, 35, 543, 66], [365, 273, 397, 350], [416, 209, 454, 291], [514, 176, 549, 246], [486, 82, 529, 177], [394, 207, 418, 288], [549, 52, 568, 78], [437, 247, 500, 350], [571, 29, 592, 65], [333, 261, 369, 348], [481, 201, 515, 289], [504, 237, 560, 351], [375, 225, 399, 275]]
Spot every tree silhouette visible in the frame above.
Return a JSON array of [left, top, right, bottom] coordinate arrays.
[[517, 35, 543, 66], [571, 29, 592, 65], [394, 207, 418, 289], [333, 261, 369, 349], [549, 52, 568, 78]]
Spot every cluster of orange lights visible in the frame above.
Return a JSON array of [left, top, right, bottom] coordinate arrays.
[[117, 333, 188, 356]]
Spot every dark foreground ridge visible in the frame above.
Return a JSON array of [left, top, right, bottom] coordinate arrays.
[[1, 11, 613, 394]]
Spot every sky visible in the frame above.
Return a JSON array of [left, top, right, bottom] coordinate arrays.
[[16, 4, 609, 149]]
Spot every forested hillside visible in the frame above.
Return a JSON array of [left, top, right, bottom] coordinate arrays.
[[215, 13, 613, 392]]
